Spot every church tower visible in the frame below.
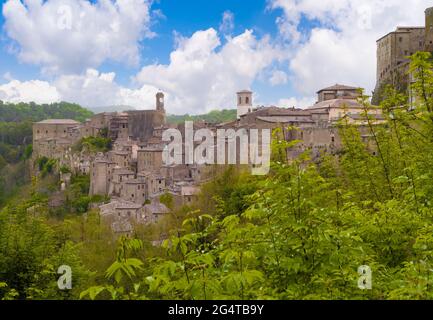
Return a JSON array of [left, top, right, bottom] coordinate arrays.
[[156, 92, 165, 113], [237, 90, 253, 119]]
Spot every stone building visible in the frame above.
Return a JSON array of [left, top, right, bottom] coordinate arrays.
[[110, 150, 131, 168], [372, 6, 433, 104], [137, 171, 166, 198], [137, 146, 164, 172], [181, 186, 200, 205], [234, 84, 382, 160], [120, 177, 147, 205], [110, 168, 135, 195], [143, 201, 170, 224], [33, 119, 81, 159], [89, 156, 115, 196]]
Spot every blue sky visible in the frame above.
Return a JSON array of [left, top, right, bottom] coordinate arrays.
[[99, 0, 283, 86], [0, 0, 429, 114]]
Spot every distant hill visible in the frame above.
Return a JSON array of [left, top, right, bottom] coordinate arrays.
[[0, 100, 93, 123], [88, 105, 136, 113], [167, 109, 237, 125]]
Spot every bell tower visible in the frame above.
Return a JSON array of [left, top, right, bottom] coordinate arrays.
[[156, 91, 165, 113], [237, 90, 253, 119]]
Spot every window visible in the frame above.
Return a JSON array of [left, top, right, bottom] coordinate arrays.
[[399, 37, 403, 42], [238, 97, 242, 104], [246, 97, 249, 104]]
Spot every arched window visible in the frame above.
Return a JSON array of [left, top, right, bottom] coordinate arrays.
[[238, 97, 242, 105], [246, 97, 249, 104]]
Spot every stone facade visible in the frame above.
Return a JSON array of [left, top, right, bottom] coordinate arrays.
[[137, 147, 163, 172], [373, 7, 433, 104], [237, 90, 253, 119]]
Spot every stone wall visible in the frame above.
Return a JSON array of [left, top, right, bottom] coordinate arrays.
[[127, 110, 166, 142]]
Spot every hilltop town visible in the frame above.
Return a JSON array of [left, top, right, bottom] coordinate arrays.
[[31, 6, 433, 235], [32, 84, 382, 234]]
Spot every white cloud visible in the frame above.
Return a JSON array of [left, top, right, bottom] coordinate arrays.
[[219, 10, 235, 35], [270, 0, 431, 95], [135, 28, 282, 114], [269, 69, 288, 86], [2, 0, 153, 74], [277, 96, 315, 109], [0, 69, 160, 109], [0, 79, 61, 104], [54, 69, 159, 108]]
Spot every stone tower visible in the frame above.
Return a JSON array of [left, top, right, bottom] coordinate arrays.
[[425, 7, 433, 52], [156, 92, 165, 113], [237, 90, 253, 119], [89, 158, 111, 196]]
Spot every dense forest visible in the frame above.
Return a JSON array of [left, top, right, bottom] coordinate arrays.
[[167, 109, 237, 124], [2, 53, 433, 300]]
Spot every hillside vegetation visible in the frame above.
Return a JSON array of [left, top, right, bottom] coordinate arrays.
[[0, 101, 93, 123], [167, 109, 237, 124]]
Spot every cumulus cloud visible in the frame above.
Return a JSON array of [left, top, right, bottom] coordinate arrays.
[[270, 0, 431, 95], [0, 69, 160, 109], [269, 69, 288, 86], [54, 69, 160, 108], [277, 96, 315, 108], [0, 79, 61, 104], [219, 10, 235, 35], [135, 28, 282, 114], [2, 0, 153, 74]]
